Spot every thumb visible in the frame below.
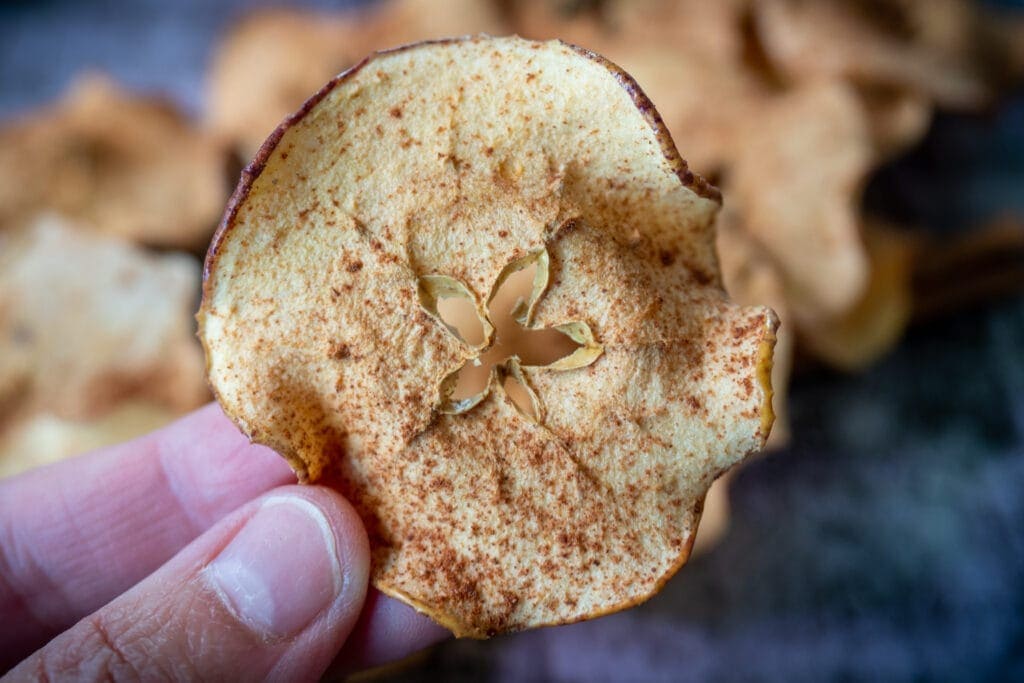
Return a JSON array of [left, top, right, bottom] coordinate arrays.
[[8, 486, 370, 681]]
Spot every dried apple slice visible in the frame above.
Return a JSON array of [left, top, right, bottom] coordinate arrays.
[[504, 0, 609, 51], [691, 472, 734, 557], [609, 46, 769, 176], [728, 80, 872, 321], [857, 85, 933, 162], [200, 36, 776, 637], [0, 215, 208, 425], [752, 0, 994, 110], [797, 221, 914, 371], [206, 9, 360, 159], [0, 75, 226, 249], [0, 402, 174, 480]]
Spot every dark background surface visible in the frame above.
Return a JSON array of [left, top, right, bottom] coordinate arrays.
[[3, 1, 1023, 680]]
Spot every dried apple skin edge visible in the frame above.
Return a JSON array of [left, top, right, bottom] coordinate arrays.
[[198, 36, 778, 639]]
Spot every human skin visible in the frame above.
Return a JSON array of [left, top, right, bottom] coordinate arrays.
[[0, 403, 448, 680]]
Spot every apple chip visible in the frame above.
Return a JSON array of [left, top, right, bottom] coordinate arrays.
[[886, 0, 1024, 93], [508, 0, 745, 65], [0, 402, 174, 480], [858, 85, 932, 162], [0, 75, 226, 249], [0, 215, 208, 425], [797, 221, 913, 371], [504, 0, 608, 50], [601, 0, 746, 66], [206, 9, 370, 158], [912, 216, 1024, 320], [728, 80, 872, 321], [207, 0, 507, 156], [200, 37, 776, 637], [752, 0, 992, 109]]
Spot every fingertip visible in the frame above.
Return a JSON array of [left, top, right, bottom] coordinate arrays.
[[285, 485, 373, 610], [289, 482, 452, 676], [204, 486, 370, 641]]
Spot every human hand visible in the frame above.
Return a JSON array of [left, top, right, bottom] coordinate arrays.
[[0, 404, 449, 680]]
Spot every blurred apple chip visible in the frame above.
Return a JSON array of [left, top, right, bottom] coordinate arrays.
[[0, 75, 226, 249], [858, 85, 933, 162], [799, 221, 915, 371], [0, 215, 208, 430], [728, 80, 872, 321], [507, 0, 761, 176], [752, 0, 993, 109], [0, 402, 174, 479]]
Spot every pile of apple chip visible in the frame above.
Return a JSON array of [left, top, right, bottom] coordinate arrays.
[[0, 77, 225, 476], [204, 0, 1024, 450], [2, 0, 1023, 557]]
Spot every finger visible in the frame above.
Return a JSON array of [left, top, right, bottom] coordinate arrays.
[[0, 403, 294, 669], [332, 589, 451, 675], [8, 486, 370, 682]]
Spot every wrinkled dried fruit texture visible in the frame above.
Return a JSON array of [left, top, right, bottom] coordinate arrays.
[[716, 208, 793, 449], [728, 80, 872, 321], [0, 76, 226, 249], [0, 402, 174, 479], [0, 215, 208, 429], [201, 37, 776, 637], [207, 0, 507, 156], [752, 0, 996, 110]]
